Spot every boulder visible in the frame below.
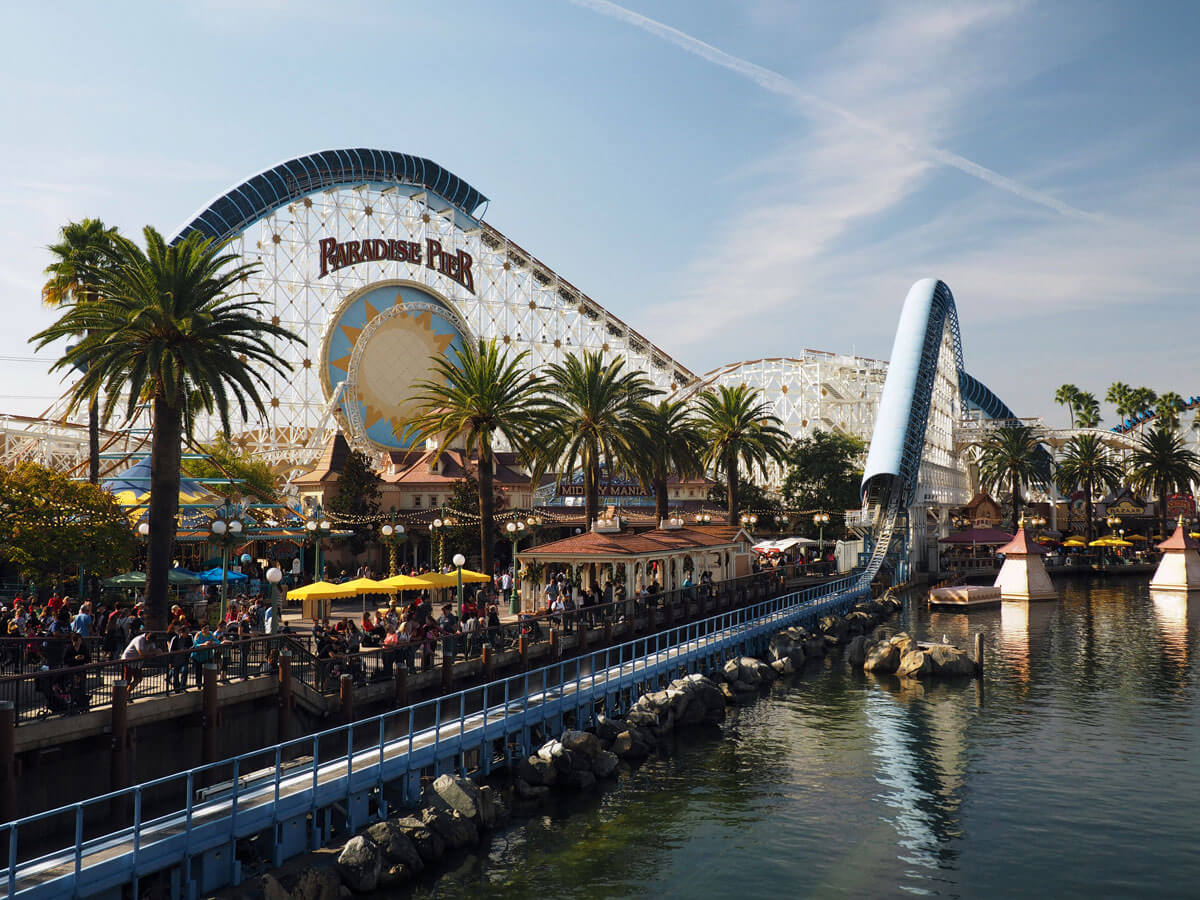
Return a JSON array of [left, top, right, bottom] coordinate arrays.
[[259, 874, 290, 900], [560, 769, 597, 790], [593, 714, 624, 745], [770, 657, 794, 676], [516, 777, 551, 799], [378, 864, 415, 888], [421, 806, 479, 849], [536, 740, 563, 762], [818, 615, 849, 644], [804, 636, 827, 659], [552, 749, 576, 775], [889, 632, 916, 656], [846, 610, 876, 634], [519, 755, 558, 786], [926, 644, 977, 676], [392, 817, 446, 863], [289, 866, 342, 900], [591, 749, 620, 778], [846, 635, 869, 668], [335, 836, 382, 893], [863, 641, 899, 674], [611, 729, 651, 758], [561, 729, 604, 759], [896, 649, 932, 678], [364, 821, 423, 872], [477, 784, 499, 829], [429, 773, 484, 820]]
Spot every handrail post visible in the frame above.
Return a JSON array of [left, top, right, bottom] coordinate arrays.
[[110, 682, 129, 809], [0, 701, 15, 825], [202, 664, 219, 781], [394, 666, 408, 709], [340, 673, 354, 725], [278, 650, 293, 746]]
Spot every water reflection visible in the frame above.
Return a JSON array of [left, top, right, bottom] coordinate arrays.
[[1150, 589, 1197, 674], [998, 599, 1055, 682]]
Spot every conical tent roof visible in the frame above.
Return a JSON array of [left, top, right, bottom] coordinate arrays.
[[103, 457, 212, 507]]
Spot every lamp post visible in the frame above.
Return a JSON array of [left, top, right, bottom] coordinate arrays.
[[739, 512, 758, 534], [812, 512, 830, 556], [695, 513, 712, 525], [265, 566, 283, 628], [305, 506, 332, 581], [209, 498, 247, 622], [431, 516, 445, 570], [379, 510, 407, 577], [1106, 514, 1121, 534], [453, 552, 466, 618], [505, 519, 526, 615]]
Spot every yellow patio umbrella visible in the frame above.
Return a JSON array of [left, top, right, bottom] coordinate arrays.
[[340, 577, 388, 595], [375, 573, 434, 592], [286, 581, 350, 601], [420, 569, 493, 588], [1063, 537, 1088, 547], [1124, 534, 1148, 542], [1088, 537, 1116, 547], [1107, 538, 1134, 547]]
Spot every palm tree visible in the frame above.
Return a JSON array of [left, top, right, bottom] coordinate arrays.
[[1128, 425, 1200, 539], [633, 398, 704, 522], [974, 423, 1048, 531], [1055, 384, 1081, 428], [33, 226, 300, 630], [1055, 434, 1123, 541], [1106, 382, 1132, 424], [400, 339, 549, 576], [1155, 391, 1185, 429], [1074, 392, 1102, 429], [1129, 386, 1158, 431], [42, 219, 120, 484], [538, 351, 659, 528], [693, 384, 789, 525]]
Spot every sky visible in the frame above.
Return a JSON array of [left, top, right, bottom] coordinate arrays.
[[1, 0, 1197, 427]]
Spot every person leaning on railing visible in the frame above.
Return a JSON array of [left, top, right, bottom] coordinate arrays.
[[190, 623, 218, 688]]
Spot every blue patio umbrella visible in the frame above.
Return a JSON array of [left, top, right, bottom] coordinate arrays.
[[197, 567, 249, 584]]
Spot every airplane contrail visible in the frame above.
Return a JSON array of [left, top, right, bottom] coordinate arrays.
[[569, 0, 1105, 224]]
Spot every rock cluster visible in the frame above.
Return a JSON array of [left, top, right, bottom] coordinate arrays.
[[516, 673, 726, 797], [861, 631, 976, 677]]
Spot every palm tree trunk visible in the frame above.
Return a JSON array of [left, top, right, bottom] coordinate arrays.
[[653, 466, 668, 523], [584, 451, 598, 529], [477, 446, 495, 577], [88, 396, 100, 484], [1084, 476, 1094, 542], [145, 393, 183, 632], [726, 452, 739, 526], [1010, 470, 1020, 531]]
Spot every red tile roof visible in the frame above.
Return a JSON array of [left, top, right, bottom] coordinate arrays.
[[997, 526, 1048, 556], [522, 525, 747, 557], [1157, 520, 1200, 551]]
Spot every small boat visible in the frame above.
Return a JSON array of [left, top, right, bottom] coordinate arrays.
[[928, 585, 1002, 610]]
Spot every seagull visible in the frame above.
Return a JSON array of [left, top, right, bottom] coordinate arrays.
[[942, 634, 949, 644]]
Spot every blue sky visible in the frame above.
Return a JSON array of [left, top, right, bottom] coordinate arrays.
[[1, 0, 1197, 426]]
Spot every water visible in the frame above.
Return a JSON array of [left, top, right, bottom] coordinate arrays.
[[408, 578, 1200, 898]]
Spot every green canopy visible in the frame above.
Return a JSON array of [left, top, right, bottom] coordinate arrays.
[[102, 570, 203, 588]]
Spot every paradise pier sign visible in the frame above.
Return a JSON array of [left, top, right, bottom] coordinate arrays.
[[318, 236, 475, 292]]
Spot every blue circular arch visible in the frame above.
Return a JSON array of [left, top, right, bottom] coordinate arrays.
[[170, 148, 488, 245]]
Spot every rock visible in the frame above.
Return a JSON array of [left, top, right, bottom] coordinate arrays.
[[289, 867, 342, 900], [926, 644, 977, 676], [378, 864, 415, 888], [593, 714, 624, 745], [392, 817, 446, 863], [340, 887, 353, 900], [561, 729, 604, 758], [537, 740, 563, 762], [591, 749, 620, 778], [365, 821, 423, 872], [805, 636, 827, 658], [428, 773, 484, 820], [477, 784, 499, 828], [560, 769, 596, 789], [863, 641, 899, 674], [259, 873, 290, 900], [897, 649, 932, 678], [771, 658, 793, 675], [889, 632, 916, 656], [846, 610, 876, 634], [516, 777, 551, 799], [421, 806, 479, 849], [519, 755, 558, 786], [846, 635, 869, 667], [611, 730, 651, 758], [552, 748, 576, 775], [818, 615, 849, 644], [335, 836, 382, 893]]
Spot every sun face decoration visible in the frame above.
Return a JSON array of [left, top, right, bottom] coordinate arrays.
[[322, 282, 469, 450]]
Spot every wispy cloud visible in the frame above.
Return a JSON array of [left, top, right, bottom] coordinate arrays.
[[569, 0, 1106, 223]]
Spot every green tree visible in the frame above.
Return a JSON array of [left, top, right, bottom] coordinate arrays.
[[538, 351, 658, 529], [1074, 392, 1102, 429], [33, 226, 300, 630], [400, 338, 549, 577], [781, 429, 866, 534], [183, 434, 280, 502], [633, 398, 704, 522], [974, 423, 1048, 530], [1106, 382, 1133, 423], [706, 477, 782, 530], [1128, 425, 1200, 538], [1054, 434, 1124, 541], [1054, 383, 1081, 428], [1129, 386, 1158, 431], [1155, 391, 1185, 429], [0, 461, 135, 590], [693, 384, 789, 525], [326, 448, 382, 556], [41, 219, 120, 485]]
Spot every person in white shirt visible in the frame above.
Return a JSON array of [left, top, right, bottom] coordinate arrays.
[[121, 631, 158, 691]]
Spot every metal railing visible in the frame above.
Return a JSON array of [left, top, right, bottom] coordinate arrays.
[[0, 573, 866, 899], [0, 637, 104, 676]]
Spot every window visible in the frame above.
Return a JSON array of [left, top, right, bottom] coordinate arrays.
[[413, 495, 422, 508], [429, 496, 438, 508]]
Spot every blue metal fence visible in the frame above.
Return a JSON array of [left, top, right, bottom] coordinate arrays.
[[1, 574, 866, 900]]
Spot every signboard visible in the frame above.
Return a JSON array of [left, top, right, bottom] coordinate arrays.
[[1166, 492, 1196, 519], [1107, 498, 1146, 517], [557, 481, 646, 498]]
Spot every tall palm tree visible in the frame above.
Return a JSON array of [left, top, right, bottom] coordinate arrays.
[[632, 398, 704, 522], [1054, 383, 1081, 428], [1128, 425, 1200, 538], [1106, 381, 1132, 424], [974, 423, 1048, 531], [693, 384, 789, 525], [1055, 434, 1123, 541], [42, 219, 120, 484], [33, 226, 300, 630], [1074, 392, 1102, 429], [538, 351, 658, 529], [400, 339, 549, 576], [1129, 386, 1158, 432], [1155, 391, 1185, 430]]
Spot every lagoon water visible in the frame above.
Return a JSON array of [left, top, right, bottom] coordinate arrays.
[[409, 578, 1200, 898]]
